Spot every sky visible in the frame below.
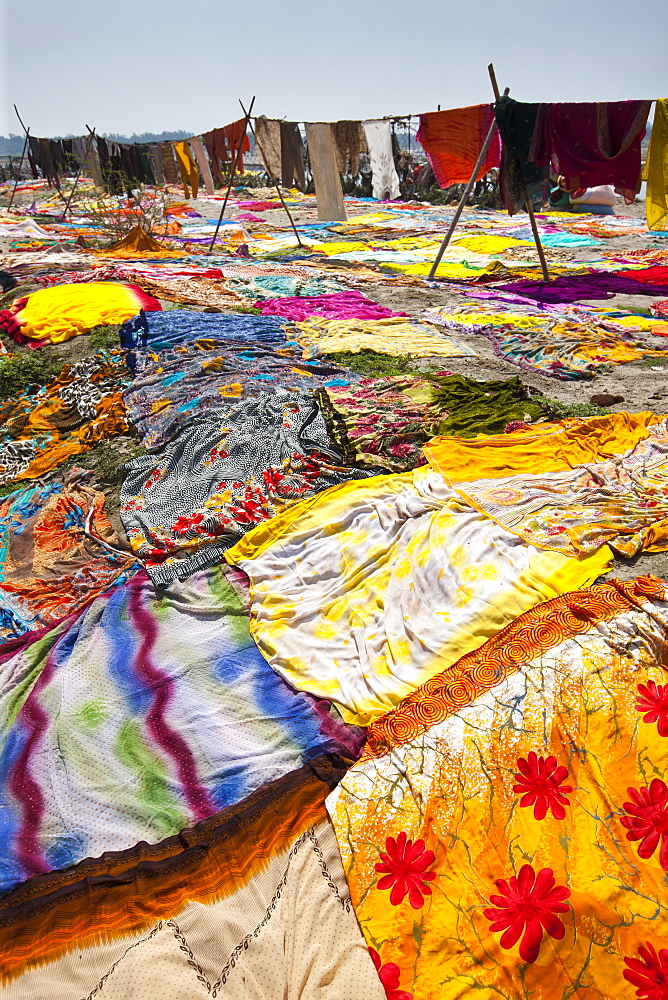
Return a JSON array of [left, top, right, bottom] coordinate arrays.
[[1, 0, 667, 138]]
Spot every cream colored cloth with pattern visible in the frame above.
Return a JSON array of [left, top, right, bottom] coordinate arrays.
[[3, 819, 384, 1000], [293, 315, 479, 359]]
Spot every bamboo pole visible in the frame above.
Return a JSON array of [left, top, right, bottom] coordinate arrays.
[[488, 63, 549, 281], [60, 127, 96, 219], [207, 96, 256, 254], [239, 99, 304, 248]]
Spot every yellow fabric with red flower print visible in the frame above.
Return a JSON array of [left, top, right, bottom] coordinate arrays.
[[328, 575, 668, 999]]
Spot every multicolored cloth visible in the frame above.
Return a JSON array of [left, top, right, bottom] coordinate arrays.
[[497, 272, 668, 304], [126, 336, 355, 451], [424, 304, 667, 379], [316, 373, 548, 471], [226, 468, 611, 726], [328, 575, 668, 1000], [417, 104, 501, 189], [0, 479, 136, 639], [0, 564, 364, 895], [0, 351, 131, 485], [293, 316, 478, 360], [0, 282, 161, 346], [252, 289, 408, 322], [120, 389, 371, 583]]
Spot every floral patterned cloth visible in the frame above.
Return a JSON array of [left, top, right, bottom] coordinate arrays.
[[120, 389, 371, 584], [327, 575, 668, 1000], [0, 350, 131, 486], [0, 479, 136, 639], [316, 373, 548, 472]]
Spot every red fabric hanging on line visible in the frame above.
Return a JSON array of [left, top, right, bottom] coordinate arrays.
[[416, 104, 501, 189]]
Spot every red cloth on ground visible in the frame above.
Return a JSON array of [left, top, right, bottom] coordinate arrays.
[[417, 104, 501, 189], [531, 101, 651, 202], [616, 265, 668, 287]]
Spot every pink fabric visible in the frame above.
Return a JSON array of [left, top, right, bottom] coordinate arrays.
[[252, 290, 409, 322]]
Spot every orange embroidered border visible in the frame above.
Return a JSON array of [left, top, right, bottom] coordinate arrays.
[[362, 575, 667, 761]]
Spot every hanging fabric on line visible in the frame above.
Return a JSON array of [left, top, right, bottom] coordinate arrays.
[[417, 103, 501, 189]]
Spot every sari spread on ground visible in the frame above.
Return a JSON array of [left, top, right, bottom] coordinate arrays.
[[327, 574, 668, 1000], [417, 104, 501, 189], [497, 271, 668, 304], [0, 563, 364, 896], [423, 304, 668, 379], [0, 282, 161, 346], [120, 389, 371, 584], [226, 467, 611, 727], [252, 289, 407, 321], [0, 479, 136, 639], [532, 100, 652, 202], [431, 417, 668, 559], [293, 316, 478, 359], [0, 351, 131, 485], [0, 773, 384, 1000], [316, 373, 547, 471], [125, 336, 355, 452]]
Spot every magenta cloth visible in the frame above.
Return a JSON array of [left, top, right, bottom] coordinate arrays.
[[252, 290, 409, 322], [532, 101, 651, 202], [497, 272, 668, 304]]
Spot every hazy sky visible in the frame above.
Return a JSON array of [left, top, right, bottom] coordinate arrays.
[[2, 0, 666, 137]]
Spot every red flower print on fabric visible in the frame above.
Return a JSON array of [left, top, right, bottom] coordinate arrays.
[[369, 949, 413, 1000], [513, 752, 573, 821], [621, 779, 668, 871], [483, 864, 570, 964], [636, 682, 668, 737], [375, 831, 436, 909], [623, 941, 668, 999]]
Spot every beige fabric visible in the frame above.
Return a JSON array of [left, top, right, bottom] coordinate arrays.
[[3, 820, 385, 1000], [190, 138, 215, 195], [254, 117, 282, 180]]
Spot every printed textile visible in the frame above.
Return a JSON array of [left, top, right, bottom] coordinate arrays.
[[417, 104, 501, 189], [494, 97, 549, 214], [120, 308, 289, 353], [644, 98, 668, 231], [328, 575, 668, 1000], [424, 304, 668, 379], [253, 289, 407, 321], [331, 120, 367, 176], [362, 120, 401, 200], [443, 417, 668, 559], [293, 315, 478, 359], [0, 564, 365, 895], [226, 468, 611, 726], [125, 334, 355, 451], [0, 282, 161, 346], [0, 351, 130, 486], [316, 373, 548, 471], [0, 783, 385, 1000], [0, 479, 136, 639], [120, 389, 371, 583], [533, 100, 652, 202]]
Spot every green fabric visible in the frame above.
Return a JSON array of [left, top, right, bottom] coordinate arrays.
[[429, 374, 547, 437]]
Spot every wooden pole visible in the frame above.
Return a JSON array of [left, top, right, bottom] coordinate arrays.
[[60, 127, 96, 219], [488, 63, 549, 281], [7, 127, 30, 211], [207, 96, 256, 254], [240, 100, 304, 248], [427, 116, 500, 279]]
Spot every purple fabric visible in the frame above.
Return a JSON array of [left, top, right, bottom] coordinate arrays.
[[253, 289, 409, 322], [496, 273, 668, 304]]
